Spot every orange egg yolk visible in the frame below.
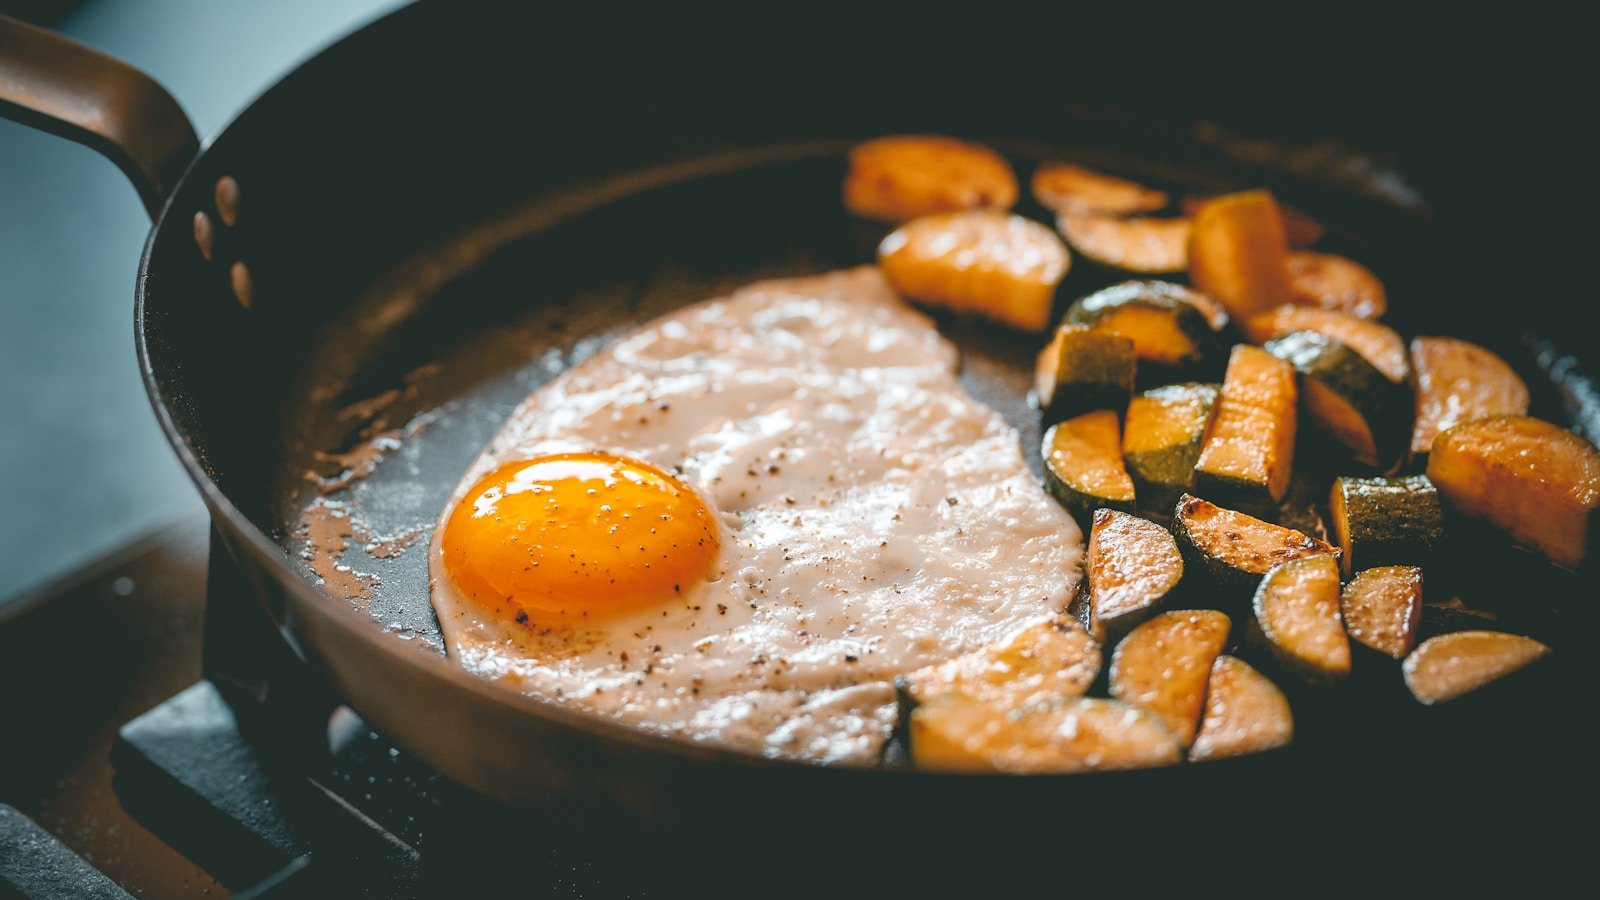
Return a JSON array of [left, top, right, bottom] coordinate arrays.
[[440, 453, 720, 621]]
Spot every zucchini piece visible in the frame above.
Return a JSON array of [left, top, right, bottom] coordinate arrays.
[[1042, 411, 1136, 518], [1194, 344, 1298, 509], [879, 211, 1069, 332], [1341, 565, 1423, 660], [1285, 251, 1388, 319], [1264, 330, 1410, 468], [1172, 494, 1338, 589], [1057, 211, 1189, 275], [843, 135, 1018, 223], [897, 616, 1100, 709], [1064, 281, 1226, 368], [1034, 324, 1136, 423], [1427, 415, 1600, 570], [1083, 509, 1184, 643], [1402, 631, 1550, 705], [1243, 304, 1408, 382], [1187, 190, 1294, 320], [1183, 194, 1325, 249], [1123, 382, 1220, 512], [1031, 161, 1168, 215], [908, 696, 1182, 774], [1188, 656, 1294, 762], [1328, 475, 1445, 577], [1409, 337, 1531, 462], [1251, 554, 1351, 683], [1109, 609, 1230, 747]]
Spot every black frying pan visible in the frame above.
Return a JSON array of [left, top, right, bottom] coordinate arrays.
[[3, 4, 1585, 880]]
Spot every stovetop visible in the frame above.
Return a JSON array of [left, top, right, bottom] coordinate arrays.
[[0, 519, 638, 898]]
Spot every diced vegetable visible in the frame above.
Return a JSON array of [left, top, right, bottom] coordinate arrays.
[[1409, 337, 1531, 462], [1057, 212, 1189, 275], [1123, 382, 1220, 512], [1034, 324, 1136, 423], [1183, 194, 1324, 249], [1173, 494, 1339, 589], [1243, 304, 1408, 382], [1341, 565, 1423, 660], [1402, 631, 1550, 705], [1064, 280, 1226, 369], [1110, 609, 1231, 747], [897, 616, 1100, 709], [879, 211, 1069, 332], [1264, 330, 1410, 468], [1286, 252, 1387, 319], [1082, 509, 1184, 642], [1328, 475, 1445, 577], [1427, 415, 1600, 570], [1032, 162, 1168, 215], [1187, 190, 1294, 319], [1194, 345, 1298, 509], [908, 696, 1182, 773], [1188, 656, 1294, 762], [1042, 411, 1137, 519], [844, 135, 1017, 222], [1251, 554, 1351, 683]]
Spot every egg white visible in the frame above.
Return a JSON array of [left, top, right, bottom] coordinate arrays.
[[427, 267, 1083, 764]]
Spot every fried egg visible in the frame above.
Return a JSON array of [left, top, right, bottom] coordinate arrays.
[[427, 267, 1083, 764]]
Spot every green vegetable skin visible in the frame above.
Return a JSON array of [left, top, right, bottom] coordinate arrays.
[[1122, 382, 1220, 514], [1065, 281, 1224, 368], [1329, 475, 1444, 578], [1035, 326, 1135, 425], [1264, 330, 1411, 469]]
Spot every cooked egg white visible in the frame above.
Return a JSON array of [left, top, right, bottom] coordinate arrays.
[[427, 267, 1083, 764]]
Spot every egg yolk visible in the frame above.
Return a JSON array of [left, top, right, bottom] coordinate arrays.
[[440, 453, 720, 621]]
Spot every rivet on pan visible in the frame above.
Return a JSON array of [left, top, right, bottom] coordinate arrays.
[[215, 175, 241, 227], [230, 261, 253, 310], [192, 211, 215, 261]]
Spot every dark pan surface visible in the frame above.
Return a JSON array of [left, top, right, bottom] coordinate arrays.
[[265, 140, 1585, 763], [119, 11, 1588, 841]]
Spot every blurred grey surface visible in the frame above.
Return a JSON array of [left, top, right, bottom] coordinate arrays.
[[0, 0, 406, 607]]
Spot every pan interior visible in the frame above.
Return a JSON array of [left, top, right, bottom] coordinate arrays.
[[267, 141, 1580, 729]]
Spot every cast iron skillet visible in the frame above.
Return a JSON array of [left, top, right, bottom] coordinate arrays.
[[3, 3, 1588, 874]]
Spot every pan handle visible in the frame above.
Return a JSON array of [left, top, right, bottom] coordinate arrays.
[[0, 14, 198, 219]]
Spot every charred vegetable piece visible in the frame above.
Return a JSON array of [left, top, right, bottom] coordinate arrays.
[[898, 616, 1100, 709], [1187, 190, 1294, 319], [1264, 331, 1410, 468], [1110, 609, 1230, 747], [1064, 280, 1226, 368], [1183, 194, 1325, 249], [1032, 162, 1168, 215], [908, 696, 1182, 773], [1285, 252, 1387, 319], [1189, 656, 1294, 762], [1328, 475, 1445, 577], [879, 211, 1069, 332], [1057, 211, 1190, 275], [1043, 411, 1136, 518], [1034, 324, 1136, 424], [1174, 494, 1338, 589], [1251, 554, 1350, 682], [1243, 304, 1408, 383], [843, 135, 1018, 223], [1083, 509, 1184, 642], [1427, 415, 1600, 570], [1402, 631, 1550, 705], [1194, 345, 1298, 509], [1409, 337, 1531, 462], [1123, 382, 1220, 512], [1341, 565, 1423, 659]]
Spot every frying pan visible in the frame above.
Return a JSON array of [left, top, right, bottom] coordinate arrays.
[[3, 3, 1586, 878]]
